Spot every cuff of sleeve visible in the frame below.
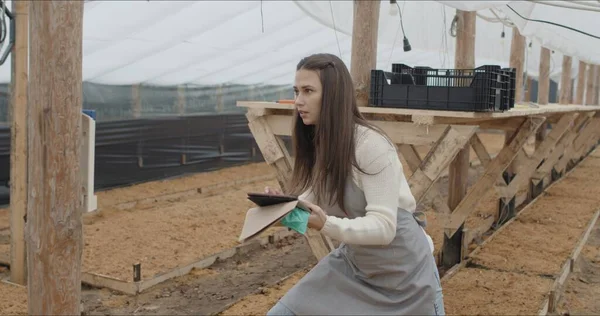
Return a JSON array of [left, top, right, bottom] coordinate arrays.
[[319, 216, 336, 236]]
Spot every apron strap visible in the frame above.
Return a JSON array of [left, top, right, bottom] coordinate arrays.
[[412, 211, 427, 229]]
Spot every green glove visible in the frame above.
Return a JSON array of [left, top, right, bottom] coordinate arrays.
[[281, 207, 310, 234]]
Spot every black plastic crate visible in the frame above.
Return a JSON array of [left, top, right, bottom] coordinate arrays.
[[369, 64, 516, 112]]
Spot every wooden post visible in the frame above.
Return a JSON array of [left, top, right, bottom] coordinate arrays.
[[502, 26, 526, 223], [525, 76, 533, 102], [585, 64, 595, 105], [510, 28, 526, 103], [9, 0, 29, 286], [535, 47, 551, 149], [441, 10, 475, 268], [538, 48, 551, 105], [575, 61, 586, 105], [350, 0, 380, 107], [559, 56, 572, 105], [27, 1, 84, 315]]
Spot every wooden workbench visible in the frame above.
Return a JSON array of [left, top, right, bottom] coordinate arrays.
[[238, 101, 600, 267]]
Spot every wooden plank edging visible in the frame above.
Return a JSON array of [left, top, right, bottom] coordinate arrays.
[[1, 228, 297, 295], [537, 210, 600, 315]]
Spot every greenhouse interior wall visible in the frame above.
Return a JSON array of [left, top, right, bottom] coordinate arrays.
[[0, 82, 294, 206]]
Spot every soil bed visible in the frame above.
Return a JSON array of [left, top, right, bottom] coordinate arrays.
[[81, 177, 284, 281], [0, 269, 27, 315], [95, 162, 276, 209], [0, 132, 517, 315], [555, 221, 600, 315], [471, 185, 600, 276], [441, 267, 552, 315]]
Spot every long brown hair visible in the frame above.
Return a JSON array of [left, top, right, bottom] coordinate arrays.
[[289, 53, 389, 208]]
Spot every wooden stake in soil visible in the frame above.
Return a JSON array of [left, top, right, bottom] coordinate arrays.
[[27, 1, 85, 314], [350, 0, 380, 107], [9, 0, 29, 286]]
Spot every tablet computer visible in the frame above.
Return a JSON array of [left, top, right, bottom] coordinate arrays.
[[247, 192, 297, 207]]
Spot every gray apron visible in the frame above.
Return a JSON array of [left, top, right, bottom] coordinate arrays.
[[279, 178, 438, 315]]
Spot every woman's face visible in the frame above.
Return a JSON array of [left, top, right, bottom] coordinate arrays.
[[293, 68, 322, 125]]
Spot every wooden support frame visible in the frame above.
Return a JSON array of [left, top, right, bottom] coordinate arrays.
[[445, 116, 547, 237], [238, 101, 600, 265], [442, 147, 600, 284]]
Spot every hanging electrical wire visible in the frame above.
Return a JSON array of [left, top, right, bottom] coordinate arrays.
[[328, 1, 342, 59], [528, 0, 600, 12], [506, 4, 600, 40], [0, 0, 13, 66], [0, 0, 6, 51]]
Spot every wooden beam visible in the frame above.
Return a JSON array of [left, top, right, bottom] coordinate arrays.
[[575, 61, 586, 105], [407, 125, 478, 205], [469, 133, 492, 168], [538, 47, 551, 105], [350, 0, 380, 107], [559, 56, 572, 105], [264, 114, 447, 145], [398, 145, 451, 215], [445, 116, 546, 237], [9, 0, 29, 286], [27, 2, 85, 314]]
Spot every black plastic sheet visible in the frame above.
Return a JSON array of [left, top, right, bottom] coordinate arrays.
[[0, 113, 270, 205]]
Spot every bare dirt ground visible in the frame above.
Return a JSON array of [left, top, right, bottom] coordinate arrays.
[[4, 132, 573, 316], [220, 153, 600, 315]]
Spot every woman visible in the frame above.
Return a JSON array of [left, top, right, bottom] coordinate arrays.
[[265, 53, 445, 315]]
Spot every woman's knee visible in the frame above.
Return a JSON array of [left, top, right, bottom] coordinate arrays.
[[266, 301, 296, 316]]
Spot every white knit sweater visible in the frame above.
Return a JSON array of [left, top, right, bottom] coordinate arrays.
[[301, 124, 434, 253]]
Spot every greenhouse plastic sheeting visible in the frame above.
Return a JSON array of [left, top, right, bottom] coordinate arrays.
[[0, 113, 279, 205], [0, 0, 597, 87]]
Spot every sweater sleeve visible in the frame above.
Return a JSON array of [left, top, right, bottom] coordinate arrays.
[[319, 130, 413, 245]]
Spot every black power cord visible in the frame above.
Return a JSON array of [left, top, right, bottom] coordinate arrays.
[[391, 0, 411, 52], [506, 4, 600, 40]]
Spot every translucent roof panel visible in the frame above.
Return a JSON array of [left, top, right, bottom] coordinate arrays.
[[0, 0, 596, 86]]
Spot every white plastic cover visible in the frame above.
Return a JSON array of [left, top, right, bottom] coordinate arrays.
[[0, 0, 596, 87]]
